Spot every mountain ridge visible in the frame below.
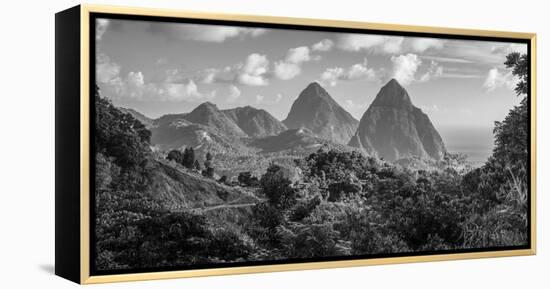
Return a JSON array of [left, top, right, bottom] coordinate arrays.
[[222, 106, 287, 138]]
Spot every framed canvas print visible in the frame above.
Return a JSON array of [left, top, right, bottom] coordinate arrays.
[[55, 4, 537, 284]]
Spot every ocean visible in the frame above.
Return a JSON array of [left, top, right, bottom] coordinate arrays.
[[438, 126, 495, 167]]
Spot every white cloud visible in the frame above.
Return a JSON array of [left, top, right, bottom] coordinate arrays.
[[126, 71, 145, 86], [421, 55, 473, 64], [286, 46, 312, 63], [195, 53, 272, 86], [439, 73, 484, 79], [320, 67, 344, 87], [337, 34, 404, 54], [99, 66, 214, 102], [347, 60, 377, 80], [181, 80, 202, 98], [441, 40, 527, 66], [96, 54, 121, 83], [201, 70, 216, 84], [96, 19, 109, 40], [273, 46, 315, 80], [237, 53, 270, 86], [419, 61, 443, 82], [149, 23, 267, 42], [483, 68, 517, 91], [199, 66, 235, 84], [274, 62, 301, 80], [226, 85, 241, 103], [255, 94, 265, 104], [255, 93, 283, 105], [320, 58, 377, 86], [338, 34, 384, 51], [490, 43, 528, 55], [383, 37, 405, 54], [390, 54, 422, 86], [336, 35, 448, 55], [410, 38, 444, 52], [124, 74, 210, 101], [312, 39, 334, 51]]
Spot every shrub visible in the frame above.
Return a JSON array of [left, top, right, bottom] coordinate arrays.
[[261, 164, 298, 209], [238, 171, 259, 186]]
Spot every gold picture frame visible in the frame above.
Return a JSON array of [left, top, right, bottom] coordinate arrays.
[[55, 4, 536, 284]]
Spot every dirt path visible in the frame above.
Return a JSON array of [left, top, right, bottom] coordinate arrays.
[[201, 202, 257, 212], [189, 202, 259, 213]]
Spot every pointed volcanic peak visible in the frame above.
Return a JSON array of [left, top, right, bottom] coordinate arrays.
[[283, 82, 359, 144], [370, 78, 413, 108], [183, 101, 247, 138], [349, 79, 446, 162], [222, 106, 287, 138]]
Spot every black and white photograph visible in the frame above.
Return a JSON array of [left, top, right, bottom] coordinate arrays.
[[92, 15, 531, 273]]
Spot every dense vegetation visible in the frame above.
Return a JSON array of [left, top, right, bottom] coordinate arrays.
[[94, 53, 529, 270], [95, 87, 252, 270]]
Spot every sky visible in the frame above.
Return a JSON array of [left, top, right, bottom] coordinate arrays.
[[95, 17, 527, 133]]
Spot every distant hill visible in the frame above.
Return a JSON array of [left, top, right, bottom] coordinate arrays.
[[223, 106, 287, 138], [127, 102, 288, 153], [251, 127, 349, 154], [182, 102, 248, 138], [118, 107, 154, 128], [283, 82, 359, 144], [349, 79, 446, 161], [154, 113, 188, 127], [150, 117, 250, 155]]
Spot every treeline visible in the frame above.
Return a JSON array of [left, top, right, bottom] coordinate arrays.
[[166, 147, 215, 178]]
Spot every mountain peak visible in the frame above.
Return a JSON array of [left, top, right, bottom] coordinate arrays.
[[184, 101, 247, 138], [222, 105, 287, 138], [349, 80, 445, 161], [195, 101, 218, 111], [283, 82, 359, 144], [306, 81, 323, 89], [371, 78, 412, 108], [387, 78, 401, 87], [301, 82, 332, 101]]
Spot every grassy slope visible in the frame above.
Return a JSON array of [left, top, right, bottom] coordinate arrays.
[[146, 159, 261, 211]]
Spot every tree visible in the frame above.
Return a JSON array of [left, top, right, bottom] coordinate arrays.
[[459, 51, 530, 248], [260, 164, 297, 209], [94, 86, 152, 191], [492, 52, 529, 173], [202, 152, 214, 178], [504, 52, 529, 96], [202, 167, 215, 178], [218, 175, 227, 184], [238, 171, 259, 186], [166, 150, 184, 165], [182, 147, 195, 169], [193, 159, 202, 171], [95, 88, 151, 170], [204, 152, 213, 168]]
